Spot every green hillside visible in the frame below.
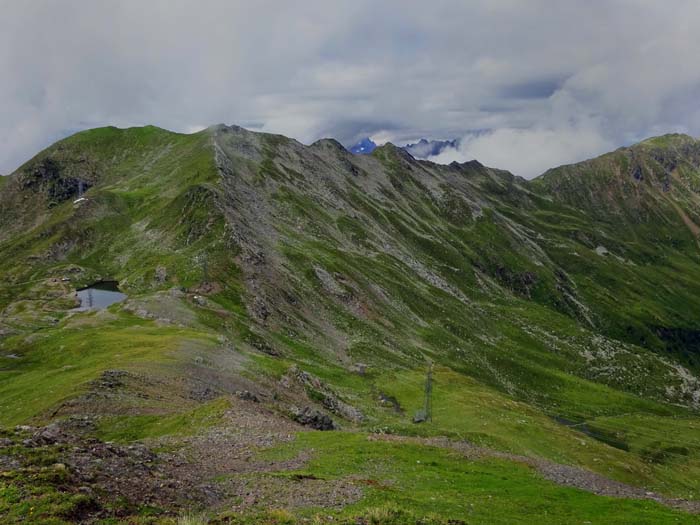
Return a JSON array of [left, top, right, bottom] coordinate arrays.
[[0, 125, 699, 523]]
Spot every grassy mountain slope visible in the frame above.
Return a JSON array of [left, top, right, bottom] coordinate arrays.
[[0, 125, 699, 523], [533, 134, 700, 365]]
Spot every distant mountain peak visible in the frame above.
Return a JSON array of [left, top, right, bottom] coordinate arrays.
[[348, 136, 459, 157], [402, 138, 459, 158], [348, 137, 377, 154]]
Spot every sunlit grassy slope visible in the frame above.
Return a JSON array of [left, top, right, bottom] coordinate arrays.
[[256, 432, 693, 525]]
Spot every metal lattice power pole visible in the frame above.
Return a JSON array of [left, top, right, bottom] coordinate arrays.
[[414, 361, 434, 424], [424, 362, 433, 422], [202, 254, 209, 283], [197, 253, 209, 283]]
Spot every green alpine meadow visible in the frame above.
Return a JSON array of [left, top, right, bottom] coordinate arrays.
[[2, 123, 700, 524]]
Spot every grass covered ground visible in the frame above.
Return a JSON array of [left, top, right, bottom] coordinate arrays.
[[3, 304, 699, 523], [248, 432, 695, 525], [0, 310, 219, 427], [2, 427, 697, 525]]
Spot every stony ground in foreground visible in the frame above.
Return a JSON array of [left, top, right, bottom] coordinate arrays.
[[1, 393, 699, 524]]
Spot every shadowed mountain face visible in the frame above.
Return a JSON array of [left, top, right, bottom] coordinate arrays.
[[535, 134, 700, 229], [2, 125, 700, 522]]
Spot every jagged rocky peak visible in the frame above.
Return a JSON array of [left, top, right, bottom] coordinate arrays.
[[403, 138, 459, 158], [348, 136, 459, 158], [348, 137, 377, 154], [371, 141, 413, 157], [449, 159, 484, 171], [311, 137, 347, 151]]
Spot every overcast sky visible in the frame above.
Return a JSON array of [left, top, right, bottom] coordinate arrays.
[[2, 1, 700, 178]]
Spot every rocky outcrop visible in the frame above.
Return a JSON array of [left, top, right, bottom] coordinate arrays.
[[19, 158, 92, 206]]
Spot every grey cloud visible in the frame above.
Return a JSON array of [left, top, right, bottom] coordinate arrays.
[[499, 78, 567, 100], [1, 1, 700, 178]]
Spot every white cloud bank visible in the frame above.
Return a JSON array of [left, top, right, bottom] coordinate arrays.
[[431, 126, 614, 179], [1, 1, 700, 177]]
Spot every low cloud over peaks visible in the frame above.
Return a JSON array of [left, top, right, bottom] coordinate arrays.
[[2, 1, 700, 177], [429, 126, 614, 179]]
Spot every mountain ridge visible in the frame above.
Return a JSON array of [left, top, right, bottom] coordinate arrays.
[[6, 123, 696, 181], [2, 123, 700, 522]]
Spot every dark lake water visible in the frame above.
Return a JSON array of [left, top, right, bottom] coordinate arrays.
[[73, 281, 126, 311]]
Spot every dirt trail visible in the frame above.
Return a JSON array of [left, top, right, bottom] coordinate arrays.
[[0, 398, 362, 522], [159, 402, 700, 514], [154, 397, 362, 512], [368, 434, 700, 514], [6, 398, 699, 520]]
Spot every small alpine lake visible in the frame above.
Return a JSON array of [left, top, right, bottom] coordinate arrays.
[[73, 281, 126, 311]]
